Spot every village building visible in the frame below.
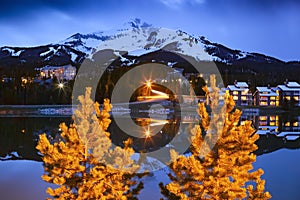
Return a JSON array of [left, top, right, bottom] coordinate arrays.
[[277, 81, 300, 107], [227, 81, 252, 106], [253, 86, 279, 106], [37, 64, 76, 81]]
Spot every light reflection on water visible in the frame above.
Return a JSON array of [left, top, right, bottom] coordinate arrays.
[[0, 112, 299, 200]]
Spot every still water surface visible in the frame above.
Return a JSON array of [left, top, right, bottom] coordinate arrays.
[[0, 112, 299, 200]]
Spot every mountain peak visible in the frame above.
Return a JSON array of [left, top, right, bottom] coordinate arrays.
[[126, 18, 152, 29]]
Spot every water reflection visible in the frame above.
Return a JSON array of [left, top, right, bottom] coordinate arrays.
[[244, 112, 300, 155], [108, 116, 181, 153], [0, 112, 299, 161], [0, 117, 71, 161], [0, 111, 299, 200], [257, 115, 300, 140]]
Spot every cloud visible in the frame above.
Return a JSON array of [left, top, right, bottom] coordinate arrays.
[[159, 0, 205, 9]]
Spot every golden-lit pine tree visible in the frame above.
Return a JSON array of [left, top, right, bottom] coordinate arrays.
[[160, 75, 271, 200], [37, 87, 143, 200]]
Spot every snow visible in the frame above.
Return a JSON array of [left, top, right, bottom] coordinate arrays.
[[236, 51, 248, 59], [228, 85, 248, 91], [11, 151, 19, 157], [38, 107, 73, 116], [128, 47, 159, 57], [113, 51, 136, 66], [286, 81, 300, 88], [91, 26, 213, 62], [40, 47, 58, 57], [84, 38, 104, 49], [0, 151, 21, 160], [167, 62, 177, 67], [277, 84, 300, 91], [131, 153, 167, 172], [0, 154, 12, 160], [2, 48, 24, 56], [69, 51, 78, 62], [235, 82, 248, 88]]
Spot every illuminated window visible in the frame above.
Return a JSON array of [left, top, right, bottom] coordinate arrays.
[[260, 116, 267, 121], [233, 96, 238, 100], [233, 91, 238, 95], [270, 116, 276, 121], [285, 122, 290, 126], [293, 122, 298, 126], [241, 90, 249, 95], [241, 96, 247, 101], [285, 96, 291, 100], [270, 101, 276, 106], [260, 101, 268, 106], [294, 96, 299, 101], [260, 122, 267, 126], [270, 96, 276, 100], [269, 122, 276, 126]]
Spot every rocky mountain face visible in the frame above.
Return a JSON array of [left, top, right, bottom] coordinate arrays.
[[0, 19, 299, 87]]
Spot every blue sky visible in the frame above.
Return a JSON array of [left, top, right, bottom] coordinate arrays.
[[0, 0, 299, 61]]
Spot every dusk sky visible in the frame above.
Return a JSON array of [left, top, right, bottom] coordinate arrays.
[[0, 0, 299, 61]]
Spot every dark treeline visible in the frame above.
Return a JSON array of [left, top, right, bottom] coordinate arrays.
[[0, 77, 74, 105]]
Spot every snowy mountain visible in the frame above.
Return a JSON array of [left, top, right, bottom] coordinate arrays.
[[0, 18, 299, 85]]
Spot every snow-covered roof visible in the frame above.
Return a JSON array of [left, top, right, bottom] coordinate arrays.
[[40, 64, 74, 70], [286, 81, 300, 88], [235, 82, 248, 88], [256, 87, 279, 96], [277, 84, 300, 91], [227, 85, 248, 91], [277, 81, 300, 91]]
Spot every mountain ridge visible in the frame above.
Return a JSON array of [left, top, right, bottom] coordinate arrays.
[[0, 19, 299, 87]]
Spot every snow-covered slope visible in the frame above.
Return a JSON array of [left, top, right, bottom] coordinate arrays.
[[90, 25, 213, 62], [0, 18, 299, 83]]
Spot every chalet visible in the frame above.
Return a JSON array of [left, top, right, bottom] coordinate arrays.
[[253, 86, 279, 106], [227, 81, 252, 106], [277, 81, 300, 107], [37, 64, 76, 81]]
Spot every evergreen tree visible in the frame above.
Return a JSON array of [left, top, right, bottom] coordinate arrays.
[[160, 75, 271, 200], [37, 87, 143, 199]]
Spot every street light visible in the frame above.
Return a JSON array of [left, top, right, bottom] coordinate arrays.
[[21, 77, 28, 104]]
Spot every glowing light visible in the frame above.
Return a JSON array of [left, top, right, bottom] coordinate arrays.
[[58, 83, 64, 89], [145, 129, 151, 137], [146, 80, 152, 88], [151, 89, 168, 97]]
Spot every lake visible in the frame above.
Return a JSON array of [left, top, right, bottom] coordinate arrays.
[[0, 107, 299, 200]]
